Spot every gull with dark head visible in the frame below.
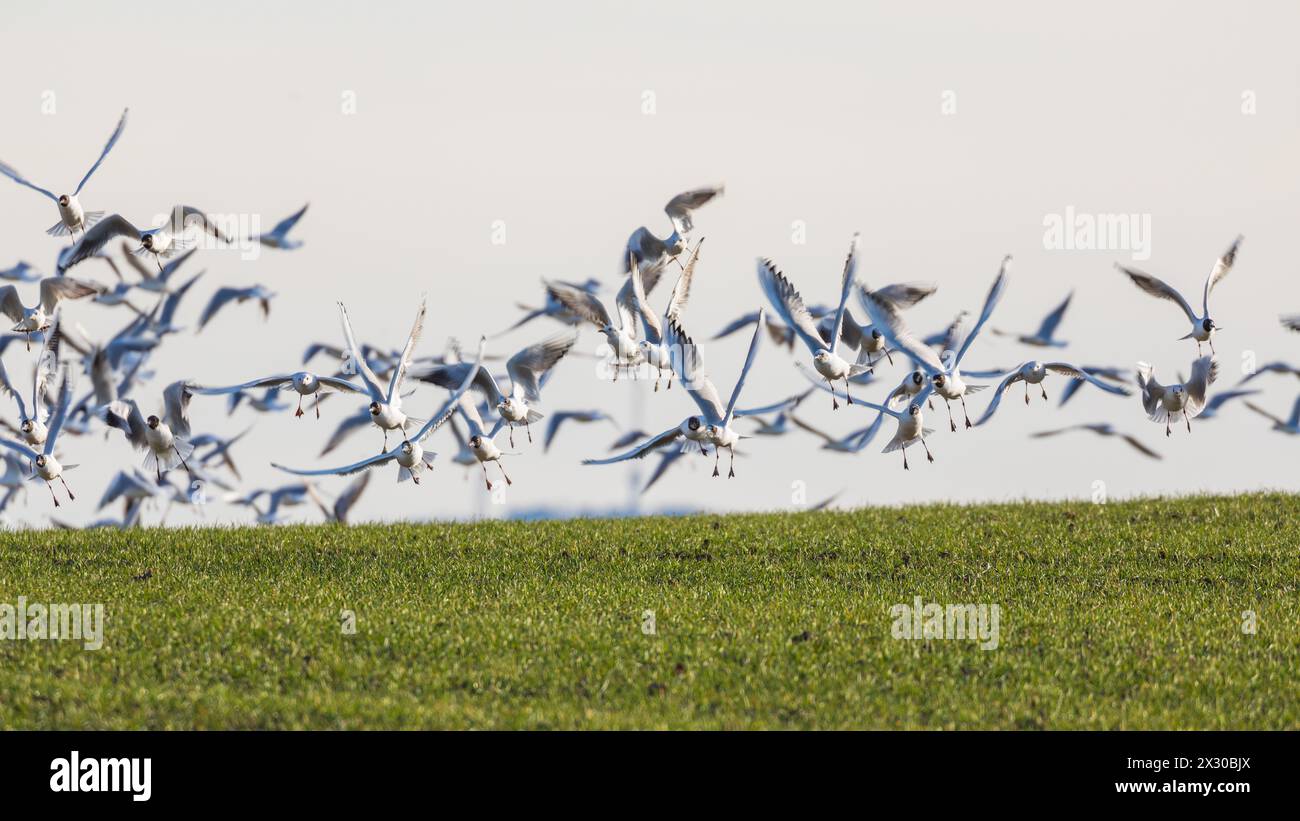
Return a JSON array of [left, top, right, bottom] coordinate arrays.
[[0, 366, 76, 506], [1117, 235, 1242, 355], [0, 108, 128, 240], [100, 381, 196, 480], [0, 277, 100, 349], [975, 361, 1131, 426], [339, 298, 427, 451], [622, 185, 724, 273], [546, 262, 666, 381], [58, 206, 232, 273]]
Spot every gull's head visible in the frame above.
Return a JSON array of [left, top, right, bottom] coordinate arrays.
[[141, 234, 154, 250], [813, 349, 831, 364], [19, 420, 33, 435], [58, 194, 70, 207], [400, 441, 414, 455], [34, 455, 47, 469], [705, 424, 719, 438], [299, 372, 315, 386], [1172, 385, 1185, 397], [1203, 318, 1216, 332], [910, 371, 924, 386], [870, 328, 882, 341], [932, 373, 946, 388], [498, 397, 515, 413], [368, 401, 380, 416], [146, 415, 160, 429], [686, 416, 702, 433], [468, 434, 482, 449], [908, 404, 921, 417]]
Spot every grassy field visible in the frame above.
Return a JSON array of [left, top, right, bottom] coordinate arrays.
[[1, 493, 1297, 729]]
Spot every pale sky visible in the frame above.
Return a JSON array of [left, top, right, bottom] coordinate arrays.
[[1, 1, 1297, 527]]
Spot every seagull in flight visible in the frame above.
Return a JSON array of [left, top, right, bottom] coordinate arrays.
[[415, 330, 576, 447], [816, 380, 938, 470], [273, 340, 485, 485], [339, 298, 427, 451], [0, 366, 76, 505], [789, 411, 888, 454], [543, 410, 618, 452], [1196, 388, 1259, 420], [251, 203, 309, 250], [0, 277, 100, 349], [0, 321, 61, 447], [457, 393, 514, 491], [1031, 423, 1161, 460], [198, 284, 276, 331], [839, 281, 937, 369], [628, 243, 701, 391], [191, 371, 366, 419], [622, 185, 724, 273], [0, 262, 42, 283], [0, 108, 128, 240], [57, 206, 231, 273], [1282, 315, 1300, 333], [1117, 235, 1242, 355], [975, 361, 1131, 426], [100, 381, 196, 480], [757, 234, 868, 409], [584, 310, 765, 478], [1137, 355, 1218, 436], [862, 255, 1010, 431], [992, 291, 1072, 347], [546, 264, 666, 381], [1244, 395, 1300, 436], [1237, 361, 1300, 386]]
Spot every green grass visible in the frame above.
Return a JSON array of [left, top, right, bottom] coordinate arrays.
[[1, 493, 1297, 729]]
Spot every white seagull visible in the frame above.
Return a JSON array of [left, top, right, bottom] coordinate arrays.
[[546, 264, 666, 381], [1136, 355, 1218, 436], [975, 361, 1132, 426], [251, 203, 308, 250], [623, 185, 724, 273], [1117, 235, 1242, 355], [992, 291, 1072, 348], [862, 255, 1010, 431], [0, 277, 100, 349], [273, 340, 485, 485], [0, 321, 61, 446], [629, 242, 701, 391], [0, 367, 76, 506], [457, 393, 515, 491], [339, 298, 427, 451], [757, 234, 868, 409], [416, 330, 576, 447], [585, 310, 764, 479], [1244, 396, 1300, 436], [100, 380, 196, 480], [191, 371, 366, 419], [818, 380, 938, 470], [0, 108, 128, 240], [57, 206, 232, 273]]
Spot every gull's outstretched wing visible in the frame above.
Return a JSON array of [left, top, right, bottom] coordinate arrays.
[[0, 162, 56, 202], [1034, 292, 1072, 341], [190, 376, 294, 395], [664, 185, 724, 235], [546, 280, 613, 329], [1117, 264, 1196, 323], [506, 331, 576, 403], [755, 258, 827, 357], [57, 214, 144, 272], [1184, 355, 1218, 416], [39, 276, 100, 314], [723, 308, 764, 425], [583, 426, 682, 465], [953, 255, 1010, 368], [974, 369, 1027, 427], [828, 234, 859, 356], [664, 315, 725, 425], [163, 380, 193, 438], [1202, 234, 1243, 315], [42, 369, 73, 455], [858, 286, 946, 375], [411, 338, 487, 443], [386, 298, 427, 405], [1043, 362, 1132, 396], [337, 302, 386, 402], [74, 108, 129, 195]]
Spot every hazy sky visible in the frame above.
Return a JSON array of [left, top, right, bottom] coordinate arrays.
[[1, 1, 1297, 527]]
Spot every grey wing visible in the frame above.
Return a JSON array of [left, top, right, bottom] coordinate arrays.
[[315, 375, 367, 394], [0, 355, 28, 419], [457, 394, 488, 438], [1117, 264, 1196, 323], [333, 471, 370, 523], [974, 370, 1024, 427], [1035, 292, 1072, 340], [664, 315, 725, 424], [723, 308, 764, 423], [1119, 433, 1162, 460], [171, 205, 231, 242], [859, 284, 946, 374], [755, 258, 828, 356], [74, 108, 129, 195], [1202, 234, 1243, 314], [163, 380, 193, 437], [267, 203, 309, 239], [320, 407, 371, 456], [337, 302, 386, 401], [663, 185, 724, 235], [665, 238, 703, 321], [412, 338, 487, 443], [953, 255, 1010, 367], [734, 387, 813, 418], [39, 276, 100, 313], [190, 375, 294, 395], [198, 287, 246, 330], [628, 255, 662, 344], [506, 331, 576, 403], [1281, 315, 1300, 333], [546, 280, 612, 328], [583, 426, 682, 465], [0, 437, 40, 463], [1185, 355, 1218, 415], [42, 369, 74, 454], [1044, 362, 1132, 396], [273, 450, 395, 478], [58, 215, 143, 272], [0, 161, 57, 201], [871, 281, 938, 311], [385, 298, 427, 405], [0, 285, 22, 323], [415, 361, 504, 406], [828, 233, 859, 355], [102, 399, 149, 448]]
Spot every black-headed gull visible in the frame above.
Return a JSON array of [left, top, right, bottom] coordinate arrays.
[[191, 371, 365, 419], [0, 108, 127, 240], [1056, 365, 1130, 407], [1137, 355, 1217, 436], [817, 380, 938, 470], [338, 298, 426, 451], [622, 185, 724, 273], [840, 281, 937, 368], [584, 310, 765, 478], [273, 340, 485, 485], [100, 380, 195, 480], [0, 321, 61, 446], [629, 242, 700, 391], [862, 255, 1010, 431], [757, 234, 868, 409], [198, 285, 276, 332], [1237, 361, 1300, 386], [251, 203, 308, 250], [546, 265, 665, 381], [1031, 424, 1160, 460], [415, 330, 576, 447], [457, 393, 513, 491], [975, 361, 1131, 426], [0, 278, 100, 349], [0, 366, 76, 505], [1117, 235, 1242, 355], [57, 206, 231, 273], [495, 278, 601, 336], [992, 291, 1072, 348]]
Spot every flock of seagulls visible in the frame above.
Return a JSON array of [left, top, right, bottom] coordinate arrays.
[[0, 108, 1296, 530]]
